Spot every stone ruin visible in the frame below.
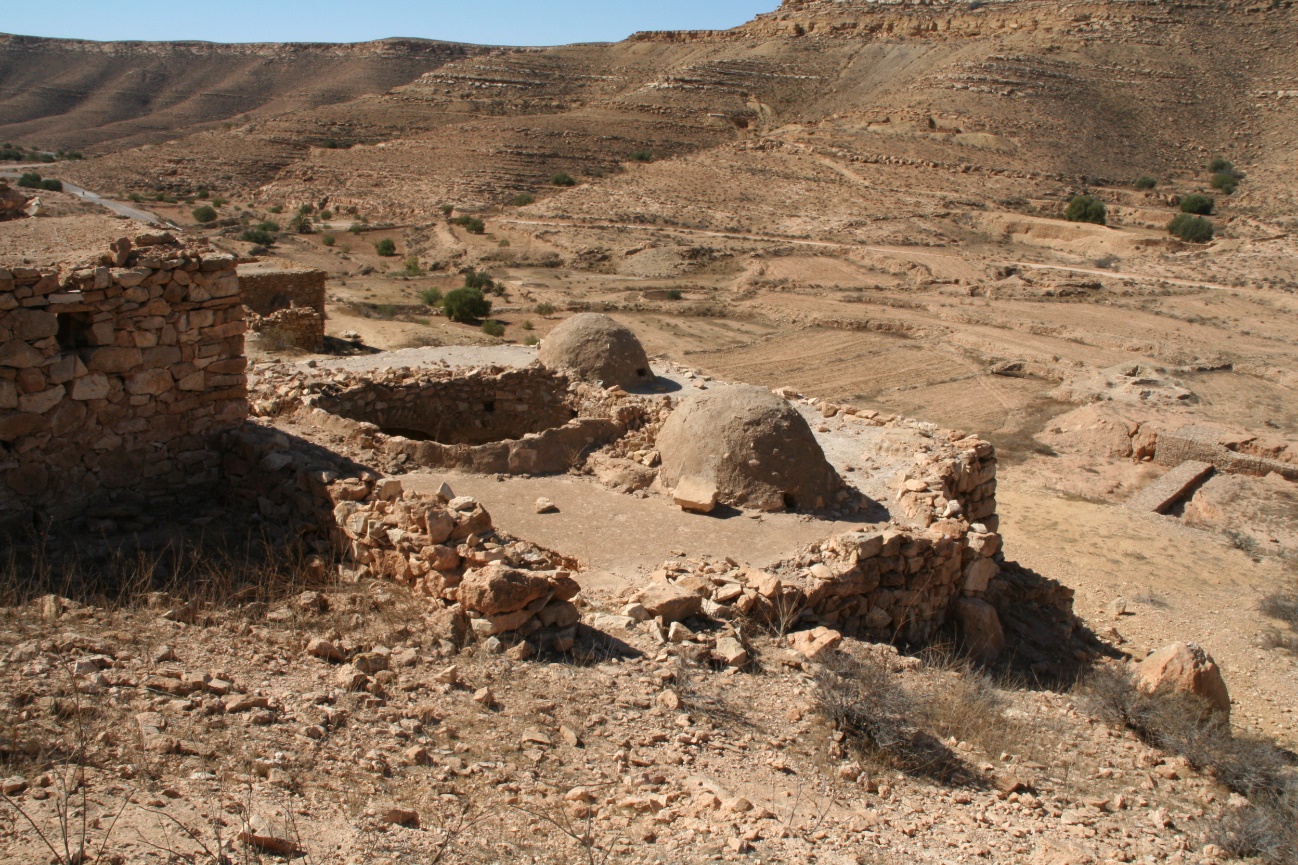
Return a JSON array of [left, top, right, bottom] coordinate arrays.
[[2, 252, 1069, 660], [0, 180, 31, 223], [238, 263, 327, 352], [1, 233, 247, 536]]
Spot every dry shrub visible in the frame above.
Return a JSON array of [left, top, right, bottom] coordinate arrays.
[[1260, 579, 1298, 655], [915, 652, 1047, 764], [1080, 664, 1297, 864], [812, 650, 969, 783]]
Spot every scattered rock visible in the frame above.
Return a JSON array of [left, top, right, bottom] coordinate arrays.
[[1136, 642, 1231, 717]]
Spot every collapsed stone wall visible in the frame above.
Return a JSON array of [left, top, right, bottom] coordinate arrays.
[[1, 235, 248, 534], [252, 362, 644, 476], [238, 267, 326, 352], [1154, 424, 1298, 481]]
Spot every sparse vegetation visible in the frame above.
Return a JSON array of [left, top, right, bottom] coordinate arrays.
[[521, 319, 534, 331], [524, 334, 539, 346], [440, 204, 455, 216], [1169, 213, 1214, 243], [16, 172, 43, 189], [191, 205, 217, 224], [419, 288, 443, 306], [239, 228, 275, 245], [268, 204, 283, 214], [257, 220, 280, 233], [1065, 194, 1106, 225], [481, 319, 506, 337], [534, 302, 557, 318], [463, 270, 497, 294], [1209, 156, 1234, 173], [443, 287, 492, 323], [402, 255, 423, 276], [1211, 173, 1240, 194], [665, 289, 684, 301], [375, 238, 397, 257], [1135, 175, 1158, 190], [509, 193, 535, 206], [1180, 193, 1215, 215], [550, 172, 577, 187], [321, 234, 336, 247], [451, 216, 486, 234], [630, 150, 654, 163], [289, 213, 313, 234]]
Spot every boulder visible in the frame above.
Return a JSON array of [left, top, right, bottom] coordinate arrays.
[[954, 597, 1004, 661], [458, 563, 553, 615], [637, 583, 703, 622], [538, 313, 653, 390], [788, 626, 842, 661], [1136, 642, 1230, 717], [673, 477, 718, 513]]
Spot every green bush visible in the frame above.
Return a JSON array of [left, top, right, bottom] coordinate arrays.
[[128, 193, 144, 203], [349, 222, 364, 235], [375, 238, 397, 257], [258, 220, 281, 233], [39, 178, 63, 192], [192, 205, 218, 223], [1180, 193, 1214, 215], [268, 205, 283, 214], [443, 287, 492, 323], [240, 229, 275, 245], [1065, 194, 1106, 225], [534, 302, 557, 318], [298, 203, 314, 215], [550, 172, 577, 187], [195, 188, 209, 200], [1134, 176, 1157, 190], [1211, 173, 1239, 194], [524, 334, 539, 347], [451, 216, 485, 234], [630, 150, 654, 163], [481, 319, 506, 338], [322, 235, 336, 247], [1168, 213, 1214, 243], [521, 319, 534, 331], [403, 256, 422, 277], [440, 204, 455, 216], [419, 288, 443, 306], [464, 270, 496, 293], [509, 193, 535, 207], [666, 289, 684, 301], [319, 209, 332, 220], [211, 196, 227, 207], [1208, 156, 1233, 173], [289, 214, 314, 234], [17, 172, 42, 189]]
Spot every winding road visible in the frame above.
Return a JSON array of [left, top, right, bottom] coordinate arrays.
[[1, 167, 174, 227]]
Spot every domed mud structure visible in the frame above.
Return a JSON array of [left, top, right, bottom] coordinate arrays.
[[657, 384, 842, 512], [539, 313, 653, 390]]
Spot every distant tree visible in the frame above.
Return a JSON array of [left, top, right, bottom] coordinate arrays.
[[1180, 194, 1214, 215], [16, 172, 41, 189], [464, 270, 496, 293], [443, 287, 492, 323], [39, 178, 63, 193], [550, 172, 577, 187], [1134, 176, 1158, 190], [1168, 214, 1214, 243], [192, 205, 218, 223], [375, 238, 397, 256], [1065, 194, 1106, 225]]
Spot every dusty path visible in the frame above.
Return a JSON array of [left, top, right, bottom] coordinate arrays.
[[0, 168, 166, 225]]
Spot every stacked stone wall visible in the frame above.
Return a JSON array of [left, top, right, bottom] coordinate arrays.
[[1154, 425, 1298, 481], [0, 236, 248, 533], [239, 268, 326, 352]]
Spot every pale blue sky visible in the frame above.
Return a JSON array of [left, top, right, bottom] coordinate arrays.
[[3, 1, 780, 46]]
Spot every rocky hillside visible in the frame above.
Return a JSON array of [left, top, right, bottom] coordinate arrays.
[[0, 33, 494, 152]]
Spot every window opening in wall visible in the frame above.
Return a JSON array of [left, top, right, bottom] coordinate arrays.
[[482, 400, 496, 413], [56, 312, 93, 352]]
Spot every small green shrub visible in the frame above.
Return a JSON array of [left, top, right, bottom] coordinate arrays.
[[240, 228, 274, 245], [257, 220, 280, 233], [298, 203, 315, 215], [521, 319, 534, 331], [289, 214, 314, 234], [211, 196, 227, 207], [1180, 193, 1215, 215], [322, 235, 336, 247], [524, 334, 539, 346], [1211, 173, 1239, 194], [441, 204, 455, 216], [39, 178, 63, 192], [17, 172, 42, 189], [319, 209, 332, 220], [349, 222, 364, 235], [419, 288, 443, 306], [1168, 213, 1214, 243], [1134, 176, 1157, 190], [464, 270, 496, 293], [481, 319, 506, 338], [375, 238, 397, 257], [534, 302, 557, 318], [192, 205, 218, 224], [195, 188, 209, 200], [666, 289, 684, 301], [268, 205, 283, 214], [128, 193, 144, 203], [630, 150, 654, 163], [451, 216, 486, 234], [509, 193, 535, 207], [1065, 194, 1106, 225], [1208, 156, 1233, 173], [550, 172, 577, 187], [443, 287, 492, 323], [402, 256, 422, 276]]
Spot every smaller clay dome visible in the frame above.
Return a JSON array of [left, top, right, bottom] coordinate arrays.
[[538, 313, 653, 390]]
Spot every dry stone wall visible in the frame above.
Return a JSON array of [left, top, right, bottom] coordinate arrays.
[[238, 266, 326, 352], [0, 235, 247, 534]]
